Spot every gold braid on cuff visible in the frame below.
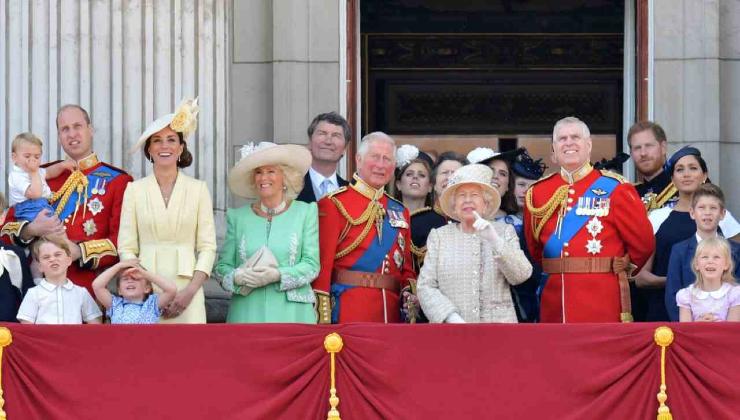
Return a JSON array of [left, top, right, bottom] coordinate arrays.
[[315, 291, 332, 324], [79, 239, 118, 270]]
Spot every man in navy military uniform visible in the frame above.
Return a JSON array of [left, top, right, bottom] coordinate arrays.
[[628, 121, 676, 210]]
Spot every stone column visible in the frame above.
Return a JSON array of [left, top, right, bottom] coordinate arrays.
[[720, 0, 740, 215], [653, 0, 724, 200]]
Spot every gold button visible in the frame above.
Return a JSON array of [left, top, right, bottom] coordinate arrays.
[[567, 198, 573, 203], [564, 242, 569, 247], [569, 189, 575, 194], [564, 252, 570, 257], [567, 207, 572, 211]]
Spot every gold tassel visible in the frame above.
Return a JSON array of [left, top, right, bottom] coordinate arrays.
[[0, 327, 13, 420], [654, 326, 674, 420], [324, 333, 344, 420]]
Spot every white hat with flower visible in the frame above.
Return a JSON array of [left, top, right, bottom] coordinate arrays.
[[131, 98, 200, 153], [395, 144, 420, 169], [227, 141, 312, 199], [439, 164, 501, 220], [466, 147, 500, 165]]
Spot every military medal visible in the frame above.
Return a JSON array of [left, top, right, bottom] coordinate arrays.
[[585, 217, 603, 255], [91, 179, 100, 195], [586, 238, 603, 255], [388, 210, 409, 229], [83, 219, 98, 236], [98, 179, 107, 195], [397, 232, 405, 251], [586, 217, 604, 236], [393, 249, 403, 269], [87, 197, 104, 216]]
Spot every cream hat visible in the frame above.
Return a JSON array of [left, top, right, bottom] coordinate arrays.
[[228, 141, 312, 199], [439, 164, 501, 220], [131, 98, 199, 153]]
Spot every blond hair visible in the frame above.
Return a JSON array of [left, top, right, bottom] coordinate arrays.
[[12, 132, 44, 153], [249, 164, 304, 201], [31, 236, 72, 260], [691, 236, 736, 290]]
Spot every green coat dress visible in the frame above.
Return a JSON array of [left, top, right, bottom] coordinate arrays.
[[215, 201, 319, 323]]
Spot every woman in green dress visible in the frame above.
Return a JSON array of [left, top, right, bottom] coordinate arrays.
[[216, 142, 318, 323]]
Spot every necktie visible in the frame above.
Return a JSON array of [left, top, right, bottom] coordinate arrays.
[[319, 179, 332, 198]]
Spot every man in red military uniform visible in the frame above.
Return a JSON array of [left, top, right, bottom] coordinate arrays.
[[314, 132, 415, 323], [524, 116, 654, 323], [1, 105, 132, 295]]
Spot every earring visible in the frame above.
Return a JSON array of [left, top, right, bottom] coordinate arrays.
[[178, 154, 181, 163], [282, 185, 288, 191]]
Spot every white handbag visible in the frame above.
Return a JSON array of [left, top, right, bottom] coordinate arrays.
[[236, 246, 278, 296]]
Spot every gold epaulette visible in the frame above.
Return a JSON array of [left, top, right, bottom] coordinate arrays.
[[314, 291, 331, 324], [79, 239, 117, 270], [410, 206, 432, 217], [326, 186, 347, 198], [599, 169, 627, 183], [529, 172, 557, 187], [0, 221, 26, 239]]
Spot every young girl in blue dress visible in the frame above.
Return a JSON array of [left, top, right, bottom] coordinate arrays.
[[92, 260, 177, 324]]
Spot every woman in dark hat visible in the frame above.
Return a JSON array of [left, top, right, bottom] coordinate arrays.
[[633, 146, 740, 322]]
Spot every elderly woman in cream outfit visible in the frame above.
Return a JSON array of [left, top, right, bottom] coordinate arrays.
[[417, 164, 532, 323], [118, 99, 217, 323]]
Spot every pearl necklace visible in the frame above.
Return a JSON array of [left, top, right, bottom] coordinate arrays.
[[259, 200, 287, 215]]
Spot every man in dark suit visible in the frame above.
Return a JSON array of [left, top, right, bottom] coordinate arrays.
[[297, 112, 350, 202]]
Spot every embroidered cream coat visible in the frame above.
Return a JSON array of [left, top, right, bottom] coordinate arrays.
[[417, 222, 532, 323]]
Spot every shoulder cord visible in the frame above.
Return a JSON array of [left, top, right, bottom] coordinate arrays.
[[525, 185, 569, 240], [331, 196, 386, 259]]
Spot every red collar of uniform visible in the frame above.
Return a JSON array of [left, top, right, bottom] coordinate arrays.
[[76, 153, 100, 171], [351, 174, 385, 201], [560, 163, 593, 185]]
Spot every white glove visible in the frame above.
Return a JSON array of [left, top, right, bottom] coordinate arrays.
[[472, 211, 498, 243], [445, 312, 466, 324], [239, 266, 281, 289], [233, 266, 251, 287]]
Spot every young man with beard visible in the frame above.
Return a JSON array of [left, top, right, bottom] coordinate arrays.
[[628, 121, 676, 210]]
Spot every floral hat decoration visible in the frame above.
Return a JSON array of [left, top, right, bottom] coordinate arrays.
[[132, 98, 200, 153], [467, 146, 523, 166], [395, 144, 435, 180]]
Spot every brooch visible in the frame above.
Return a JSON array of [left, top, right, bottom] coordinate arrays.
[[83, 219, 98, 236], [87, 197, 104, 216]]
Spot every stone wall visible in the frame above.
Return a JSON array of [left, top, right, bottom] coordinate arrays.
[[654, 0, 739, 214], [229, 0, 342, 204]]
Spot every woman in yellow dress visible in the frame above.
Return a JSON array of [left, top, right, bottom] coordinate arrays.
[[118, 99, 217, 323]]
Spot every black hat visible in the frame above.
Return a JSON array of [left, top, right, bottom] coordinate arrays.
[[593, 152, 630, 172], [512, 149, 547, 180], [664, 146, 701, 175]]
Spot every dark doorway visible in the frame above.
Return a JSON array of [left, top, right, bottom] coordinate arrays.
[[360, 0, 625, 171]]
